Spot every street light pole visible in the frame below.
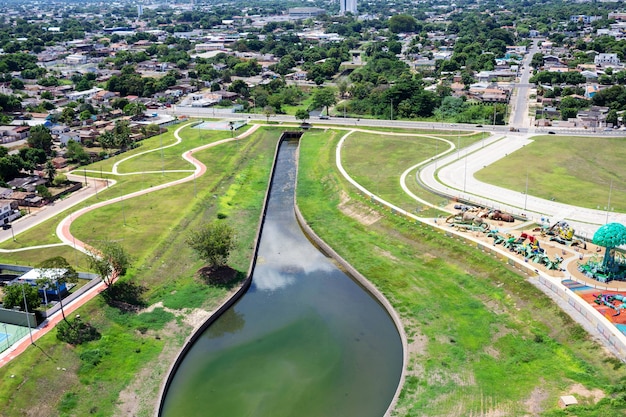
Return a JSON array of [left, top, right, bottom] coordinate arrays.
[[3, 323, 9, 350], [21, 284, 34, 345], [524, 169, 529, 211], [606, 179, 613, 224], [160, 133, 164, 176], [463, 150, 468, 193]]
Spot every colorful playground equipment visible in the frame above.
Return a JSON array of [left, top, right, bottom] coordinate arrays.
[[578, 223, 626, 283], [445, 208, 491, 232], [489, 231, 563, 270], [536, 220, 587, 249], [593, 293, 626, 316]]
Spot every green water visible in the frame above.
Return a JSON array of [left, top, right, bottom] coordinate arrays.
[[161, 139, 403, 417]]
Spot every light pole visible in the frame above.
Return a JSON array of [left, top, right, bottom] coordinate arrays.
[[524, 169, 529, 211], [3, 322, 9, 350], [21, 284, 34, 345], [606, 179, 613, 224], [160, 132, 164, 176], [390, 99, 393, 120], [463, 150, 468, 193]]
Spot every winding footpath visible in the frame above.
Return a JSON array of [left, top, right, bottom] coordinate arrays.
[[0, 122, 260, 367]]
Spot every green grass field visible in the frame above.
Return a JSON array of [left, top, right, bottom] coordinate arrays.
[[297, 130, 626, 416], [0, 124, 281, 417], [476, 134, 626, 213]]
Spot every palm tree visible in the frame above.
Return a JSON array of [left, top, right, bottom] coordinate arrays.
[[44, 160, 56, 184]]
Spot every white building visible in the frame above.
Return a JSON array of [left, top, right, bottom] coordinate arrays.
[[66, 87, 103, 101], [65, 54, 87, 65], [340, 0, 357, 15], [595, 53, 621, 67]]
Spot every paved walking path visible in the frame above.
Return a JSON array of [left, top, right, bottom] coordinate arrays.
[[0, 122, 260, 367]]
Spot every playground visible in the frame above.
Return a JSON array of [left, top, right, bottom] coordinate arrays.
[[192, 120, 247, 131], [562, 281, 626, 335]]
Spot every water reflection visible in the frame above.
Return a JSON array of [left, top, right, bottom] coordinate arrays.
[[160, 138, 402, 417]]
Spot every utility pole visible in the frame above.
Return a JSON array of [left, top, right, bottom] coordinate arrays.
[[606, 179, 613, 224], [21, 284, 34, 345]]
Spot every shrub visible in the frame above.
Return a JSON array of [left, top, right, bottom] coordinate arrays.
[[56, 318, 101, 345]]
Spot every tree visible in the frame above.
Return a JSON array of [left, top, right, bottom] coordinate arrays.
[[27, 125, 53, 155], [37, 257, 78, 323], [388, 14, 419, 34], [263, 105, 275, 123], [98, 131, 115, 151], [2, 283, 40, 312], [44, 160, 56, 183], [88, 241, 132, 288], [186, 222, 237, 270], [123, 102, 147, 119], [113, 119, 132, 150], [592, 223, 626, 273], [60, 106, 76, 124], [311, 87, 336, 116], [295, 108, 310, 124]]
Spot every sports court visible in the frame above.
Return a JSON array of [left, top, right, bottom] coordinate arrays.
[[193, 120, 247, 131], [0, 322, 31, 353]]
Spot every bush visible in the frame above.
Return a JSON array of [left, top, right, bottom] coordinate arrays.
[[52, 174, 67, 186], [56, 318, 101, 345]]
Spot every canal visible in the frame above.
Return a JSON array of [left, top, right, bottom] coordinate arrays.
[[160, 136, 403, 417]]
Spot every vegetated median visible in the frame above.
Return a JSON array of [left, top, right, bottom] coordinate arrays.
[[0, 125, 282, 417], [297, 129, 626, 416]]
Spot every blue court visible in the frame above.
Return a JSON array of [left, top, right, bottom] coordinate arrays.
[[0, 333, 8, 342]]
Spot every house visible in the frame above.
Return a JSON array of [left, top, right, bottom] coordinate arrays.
[[0, 199, 20, 224], [0, 125, 29, 143], [7, 176, 47, 192], [595, 53, 621, 67], [9, 190, 42, 207], [50, 124, 70, 136], [65, 54, 87, 65], [10, 268, 69, 298], [66, 87, 103, 101], [58, 131, 81, 145]]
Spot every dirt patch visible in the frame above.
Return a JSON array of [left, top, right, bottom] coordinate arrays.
[[407, 333, 428, 356], [374, 246, 399, 262], [484, 345, 500, 359], [523, 385, 549, 415], [338, 190, 382, 225], [567, 383, 605, 404]]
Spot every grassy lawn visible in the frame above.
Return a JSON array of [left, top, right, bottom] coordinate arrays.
[[476, 134, 626, 213], [341, 131, 444, 213], [340, 130, 481, 216], [0, 126, 280, 417], [297, 131, 626, 416]]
